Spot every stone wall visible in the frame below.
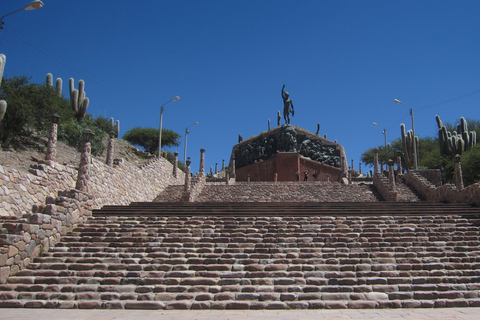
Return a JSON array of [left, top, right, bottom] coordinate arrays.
[[0, 155, 184, 283], [404, 170, 480, 205], [1, 157, 184, 217]]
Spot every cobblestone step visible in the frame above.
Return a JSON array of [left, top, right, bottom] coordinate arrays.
[[2, 202, 480, 310]]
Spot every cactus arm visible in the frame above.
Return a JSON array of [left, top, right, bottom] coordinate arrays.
[[55, 78, 62, 96], [46, 73, 53, 87], [0, 100, 7, 123]]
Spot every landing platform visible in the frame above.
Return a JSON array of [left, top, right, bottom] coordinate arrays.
[[2, 308, 479, 320]]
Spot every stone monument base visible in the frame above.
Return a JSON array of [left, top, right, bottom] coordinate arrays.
[[235, 152, 343, 182]]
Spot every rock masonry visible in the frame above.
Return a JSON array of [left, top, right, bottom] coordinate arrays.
[[0, 156, 184, 283]]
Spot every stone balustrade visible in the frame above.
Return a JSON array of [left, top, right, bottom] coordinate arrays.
[[373, 172, 398, 201], [403, 170, 480, 205]]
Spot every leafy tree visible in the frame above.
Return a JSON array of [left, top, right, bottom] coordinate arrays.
[[0, 76, 74, 145], [461, 144, 480, 186], [361, 139, 402, 168], [122, 127, 180, 154], [57, 115, 108, 156]]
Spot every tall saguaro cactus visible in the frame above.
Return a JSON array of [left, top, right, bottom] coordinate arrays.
[[47, 73, 90, 121], [0, 54, 7, 123], [110, 117, 120, 138], [45, 73, 63, 97], [400, 123, 418, 169], [436, 115, 476, 156], [69, 78, 89, 121]]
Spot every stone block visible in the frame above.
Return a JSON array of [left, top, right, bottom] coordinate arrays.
[[215, 292, 235, 300], [78, 301, 102, 309], [165, 301, 191, 310], [266, 301, 287, 309], [191, 302, 211, 309], [155, 293, 176, 301], [226, 301, 251, 309], [298, 293, 321, 300], [0, 300, 24, 308], [348, 301, 378, 309], [124, 301, 165, 309], [103, 301, 124, 309], [324, 301, 347, 309], [378, 300, 402, 309], [59, 301, 77, 309]]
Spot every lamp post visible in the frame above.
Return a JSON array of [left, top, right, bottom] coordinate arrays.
[[75, 129, 95, 192], [394, 99, 418, 169], [372, 122, 387, 147], [45, 113, 60, 162], [184, 122, 199, 167], [0, 1, 44, 34], [158, 96, 179, 157]]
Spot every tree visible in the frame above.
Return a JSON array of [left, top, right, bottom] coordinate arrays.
[[461, 144, 480, 186], [122, 127, 180, 154], [361, 139, 402, 168], [0, 76, 73, 145], [57, 115, 108, 156]]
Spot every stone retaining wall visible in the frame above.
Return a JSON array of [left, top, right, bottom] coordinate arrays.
[[0, 155, 184, 283]]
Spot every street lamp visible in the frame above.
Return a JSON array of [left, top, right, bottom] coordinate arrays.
[[184, 122, 199, 167], [372, 122, 387, 147], [394, 99, 418, 169], [158, 96, 179, 157], [0, 1, 44, 34]]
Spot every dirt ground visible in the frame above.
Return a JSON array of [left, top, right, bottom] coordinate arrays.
[[0, 135, 148, 173]]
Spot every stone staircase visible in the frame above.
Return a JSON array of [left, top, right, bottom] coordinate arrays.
[[1, 201, 480, 310]]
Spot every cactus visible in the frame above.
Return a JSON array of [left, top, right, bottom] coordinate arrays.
[[0, 100, 6, 123], [400, 123, 418, 169], [108, 118, 120, 138], [46, 73, 53, 87], [0, 54, 7, 123], [436, 115, 476, 156], [115, 120, 120, 137], [46, 73, 63, 97], [69, 78, 89, 121], [0, 54, 6, 84]]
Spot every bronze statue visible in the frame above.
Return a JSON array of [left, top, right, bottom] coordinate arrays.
[[281, 84, 294, 124]]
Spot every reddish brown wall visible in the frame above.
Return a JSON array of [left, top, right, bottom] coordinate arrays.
[[236, 153, 342, 182]]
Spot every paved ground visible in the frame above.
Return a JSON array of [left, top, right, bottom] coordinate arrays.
[[2, 308, 480, 320]]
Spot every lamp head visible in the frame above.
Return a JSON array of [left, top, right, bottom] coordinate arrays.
[[393, 99, 402, 104], [82, 129, 95, 143], [51, 113, 60, 124], [24, 1, 44, 10], [172, 96, 180, 102]]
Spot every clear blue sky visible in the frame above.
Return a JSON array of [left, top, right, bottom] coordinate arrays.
[[2, 0, 480, 174]]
